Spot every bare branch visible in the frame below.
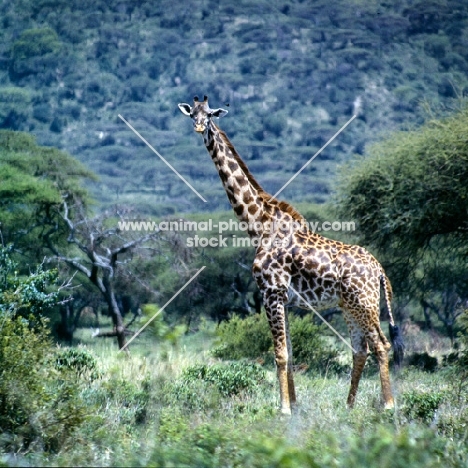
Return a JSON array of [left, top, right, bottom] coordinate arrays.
[[124, 310, 142, 329]]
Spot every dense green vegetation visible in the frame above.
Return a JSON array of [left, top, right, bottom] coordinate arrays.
[[0, 130, 94, 259], [337, 106, 468, 339], [212, 313, 342, 372], [0, 0, 467, 213], [1, 285, 467, 466]]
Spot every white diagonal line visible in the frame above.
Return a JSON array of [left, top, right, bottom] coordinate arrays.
[[271, 114, 357, 200], [118, 114, 207, 203], [288, 284, 356, 353], [119, 266, 206, 352]]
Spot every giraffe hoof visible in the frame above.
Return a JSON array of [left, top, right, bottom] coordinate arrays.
[[383, 399, 395, 410], [280, 406, 292, 416]]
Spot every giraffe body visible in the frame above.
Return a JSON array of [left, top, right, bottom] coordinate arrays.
[[179, 96, 403, 414]]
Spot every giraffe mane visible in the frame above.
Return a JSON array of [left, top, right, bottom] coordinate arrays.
[[213, 122, 306, 223]]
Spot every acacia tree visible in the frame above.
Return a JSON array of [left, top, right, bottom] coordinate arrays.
[[0, 129, 94, 259], [44, 201, 167, 351], [418, 245, 468, 343], [337, 105, 468, 332], [0, 129, 181, 350]]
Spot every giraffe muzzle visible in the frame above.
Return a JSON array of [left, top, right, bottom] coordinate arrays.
[[194, 124, 205, 133]]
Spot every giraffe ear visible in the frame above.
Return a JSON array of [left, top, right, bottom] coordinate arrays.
[[178, 103, 192, 116], [211, 108, 228, 118]]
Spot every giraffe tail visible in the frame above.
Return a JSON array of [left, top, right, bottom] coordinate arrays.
[[380, 272, 405, 366]]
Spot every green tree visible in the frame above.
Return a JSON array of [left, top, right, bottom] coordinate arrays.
[[337, 106, 468, 251], [0, 87, 32, 130], [0, 130, 181, 349], [45, 203, 164, 350], [0, 130, 95, 258], [10, 27, 62, 77], [0, 130, 96, 336], [337, 105, 468, 328]]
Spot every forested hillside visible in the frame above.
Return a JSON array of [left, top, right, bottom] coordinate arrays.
[[1, 0, 467, 214]]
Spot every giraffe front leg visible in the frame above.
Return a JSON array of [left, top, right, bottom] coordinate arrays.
[[285, 309, 296, 407], [264, 290, 293, 415]]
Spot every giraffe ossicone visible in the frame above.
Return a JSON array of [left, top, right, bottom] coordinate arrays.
[[178, 95, 404, 414]]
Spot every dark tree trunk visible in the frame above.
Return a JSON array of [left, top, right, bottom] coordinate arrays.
[[57, 303, 75, 344], [103, 275, 128, 351]]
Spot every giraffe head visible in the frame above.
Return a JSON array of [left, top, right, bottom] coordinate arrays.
[[178, 95, 228, 133]]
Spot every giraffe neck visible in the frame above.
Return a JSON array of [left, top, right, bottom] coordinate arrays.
[[203, 122, 267, 237]]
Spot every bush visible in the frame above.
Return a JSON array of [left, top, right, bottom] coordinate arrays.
[[168, 360, 267, 410], [144, 418, 456, 468], [407, 352, 438, 372], [54, 347, 101, 381], [98, 377, 151, 425], [289, 313, 341, 371], [181, 361, 266, 397], [33, 103, 53, 123], [11, 28, 61, 60], [263, 113, 286, 137], [50, 116, 66, 133], [140, 305, 187, 345], [0, 317, 90, 452], [212, 313, 340, 372], [211, 314, 272, 362], [0, 246, 58, 319], [401, 390, 446, 423], [0, 247, 94, 453]]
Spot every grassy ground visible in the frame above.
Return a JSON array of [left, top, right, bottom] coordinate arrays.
[[5, 322, 468, 467]]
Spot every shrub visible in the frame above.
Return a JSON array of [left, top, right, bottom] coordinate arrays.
[[211, 314, 272, 362], [329, 425, 456, 468], [33, 103, 53, 123], [144, 419, 456, 468], [99, 377, 151, 425], [0, 247, 58, 319], [140, 305, 187, 345], [289, 313, 341, 371], [401, 390, 446, 423], [181, 361, 266, 397], [54, 347, 101, 381], [263, 113, 286, 137], [168, 361, 267, 410], [212, 313, 340, 372], [407, 352, 438, 372], [0, 248, 93, 453], [50, 116, 66, 133], [11, 28, 61, 60], [0, 316, 90, 453]]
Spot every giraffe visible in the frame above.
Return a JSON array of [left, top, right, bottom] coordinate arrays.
[[178, 95, 404, 415]]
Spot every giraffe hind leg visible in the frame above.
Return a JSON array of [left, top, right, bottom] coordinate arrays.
[[285, 310, 296, 406], [378, 325, 391, 351], [369, 327, 394, 409], [347, 331, 368, 408], [343, 311, 369, 408]]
